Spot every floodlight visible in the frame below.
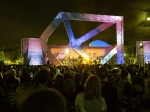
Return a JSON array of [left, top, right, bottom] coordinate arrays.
[[147, 17, 150, 21], [65, 48, 69, 53], [139, 43, 143, 47]]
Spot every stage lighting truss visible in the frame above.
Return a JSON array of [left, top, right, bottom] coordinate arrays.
[[40, 12, 124, 64]]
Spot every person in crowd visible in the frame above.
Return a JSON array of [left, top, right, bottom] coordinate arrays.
[[36, 69, 48, 91], [114, 70, 130, 101], [81, 69, 90, 86], [131, 76, 150, 112], [121, 82, 134, 111], [53, 68, 62, 80], [75, 75, 107, 112], [6, 74, 19, 109], [131, 66, 139, 80], [46, 70, 53, 88], [144, 78, 150, 111], [146, 78, 150, 96], [97, 66, 119, 112], [107, 73, 115, 84], [138, 67, 144, 78], [63, 73, 72, 81], [64, 79, 76, 111], [73, 73, 84, 96], [0, 72, 14, 112], [52, 74, 65, 96], [20, 73, 31, 85], [20, 89, 66, 112], [15, 83, 36, 112]]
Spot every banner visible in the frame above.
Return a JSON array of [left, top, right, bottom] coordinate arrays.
[[27, 38, 43, 65]]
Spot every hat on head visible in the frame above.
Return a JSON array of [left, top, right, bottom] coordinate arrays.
[[64, 79, 75, 90]]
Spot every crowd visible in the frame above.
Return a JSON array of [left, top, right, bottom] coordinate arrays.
[[0, 63, 150, 112]]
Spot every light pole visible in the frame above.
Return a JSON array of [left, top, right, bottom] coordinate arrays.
[[147, 17, 150, 21]]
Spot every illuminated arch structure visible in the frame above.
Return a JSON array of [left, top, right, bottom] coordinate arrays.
[[23, 12, 124, 65]]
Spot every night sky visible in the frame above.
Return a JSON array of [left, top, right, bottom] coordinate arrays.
[[0, 0, 150, 49]]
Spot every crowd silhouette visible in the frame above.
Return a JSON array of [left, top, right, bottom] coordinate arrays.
[[0, 63, 150, 112]]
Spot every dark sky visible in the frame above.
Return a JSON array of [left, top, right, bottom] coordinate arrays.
[[0, 0, 150, 49]]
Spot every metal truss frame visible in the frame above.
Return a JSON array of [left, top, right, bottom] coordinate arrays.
[[40, 12, 124, 64]]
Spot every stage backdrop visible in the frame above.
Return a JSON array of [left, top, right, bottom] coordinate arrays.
[[22, 38, 44, 65]]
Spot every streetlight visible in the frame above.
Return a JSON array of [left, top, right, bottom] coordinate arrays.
[[139, 43, 143, 48], [147, 17, 150, 21], [139, 16, 150, 27]]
